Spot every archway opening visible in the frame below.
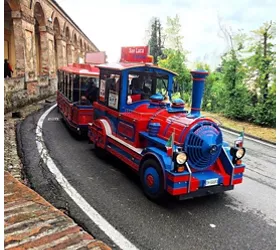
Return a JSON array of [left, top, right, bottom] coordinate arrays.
[[65, 26, 71, 65], [73, 33, 78, 63], [34, 2, 45, 75], [53, 17, 60, 69], [79, 38, 83, 62], [4, 0, 16, 77]]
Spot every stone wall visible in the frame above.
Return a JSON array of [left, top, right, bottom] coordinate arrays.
[[4, 0, 98, 113], [4, 76, 57, 113]]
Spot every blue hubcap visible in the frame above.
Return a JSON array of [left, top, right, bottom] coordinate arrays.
[[144, 167, 160, 194]]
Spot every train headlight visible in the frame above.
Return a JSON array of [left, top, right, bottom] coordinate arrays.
[[230, 147, 246, 160], [175, 152, 188, 165], [236, 147, 246, 159]]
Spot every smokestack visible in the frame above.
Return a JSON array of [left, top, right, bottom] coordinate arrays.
[[187, 70, 209, 118]]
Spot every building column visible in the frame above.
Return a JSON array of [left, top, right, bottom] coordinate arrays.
[[67, 42, 73, 65], [76, 47, 80, 63], [11, 11, 25, 77], [56, 36, 66, 68], [38, 26, 51, 75]]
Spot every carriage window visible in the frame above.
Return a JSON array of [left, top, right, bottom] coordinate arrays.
[[73, 74, 80, 102], [64, 73, 68, 97], [61, 71, 65, 95], [76, 77, 98, 104], [69, 74, 73, 101], [81, 77, 95, 97], [66, 74, 71, 100], [127, 71, 169, 104], [99, 70, 121, 110]]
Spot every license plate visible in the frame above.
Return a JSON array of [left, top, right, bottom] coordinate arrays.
[[205, 178, 218, 186]]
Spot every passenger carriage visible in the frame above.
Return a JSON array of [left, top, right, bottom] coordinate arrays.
[[57, 52, 106, 135], [88, 46, 246, 201]]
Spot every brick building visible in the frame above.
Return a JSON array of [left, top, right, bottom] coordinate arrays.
[[4, 0, 98, 112]]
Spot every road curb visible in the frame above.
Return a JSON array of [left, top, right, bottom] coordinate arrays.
[[220, 125, 276, 146]]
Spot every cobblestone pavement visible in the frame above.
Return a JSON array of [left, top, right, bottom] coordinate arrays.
[[4, 97, 111, 250]]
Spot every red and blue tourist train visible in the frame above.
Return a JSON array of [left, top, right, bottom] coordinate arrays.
[[84, 46, 246, 201], [88, 47, 245, 200]]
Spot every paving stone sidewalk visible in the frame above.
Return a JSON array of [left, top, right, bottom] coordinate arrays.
[[4, 171, 111, 250], [4, 98, 111, 250]]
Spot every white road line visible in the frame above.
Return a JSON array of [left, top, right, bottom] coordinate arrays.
[[220, 128, 276, 149], [36, 104, 139, 250]]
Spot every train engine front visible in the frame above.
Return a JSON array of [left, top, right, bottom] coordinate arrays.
[[140, 70, 246, 200]]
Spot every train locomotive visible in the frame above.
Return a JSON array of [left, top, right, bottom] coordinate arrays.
[[87, 46, 246, 201]]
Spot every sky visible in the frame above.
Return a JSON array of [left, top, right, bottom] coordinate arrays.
[[56, 0, 276, 69]]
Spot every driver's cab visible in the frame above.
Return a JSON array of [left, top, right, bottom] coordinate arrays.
[[96, 63, 176, 113]]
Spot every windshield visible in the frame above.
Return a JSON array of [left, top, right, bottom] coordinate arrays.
[[127, 71, 169, 104]]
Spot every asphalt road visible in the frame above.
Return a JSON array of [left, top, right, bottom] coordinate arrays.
[[19, 105, 276, 250]]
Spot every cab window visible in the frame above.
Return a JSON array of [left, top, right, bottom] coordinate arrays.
[[99, 70, 121, 110], [127, 71, 169, 104]]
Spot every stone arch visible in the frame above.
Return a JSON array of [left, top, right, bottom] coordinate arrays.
[[65, 26, 71, 65], [72, 33, 78, 62], [79, 38, 84, 62], [53, 17, 60, 69], [79, 38, 83, 49], [34, 1, 46, 26], [73, 32, 78, 46], [51, 10, 55, 20], [34, 1, 46, 74], [84, 41, 87, 52], [6, 0, 21, 11], [53, 17, 60, 36], [65, 26, 70, 41], [62, 21, 67, 36]]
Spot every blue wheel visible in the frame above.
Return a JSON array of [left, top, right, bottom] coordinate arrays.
[[140, 159, 165, 201]]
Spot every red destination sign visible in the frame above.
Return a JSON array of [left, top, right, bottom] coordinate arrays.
[[120, 46, 151, 63]]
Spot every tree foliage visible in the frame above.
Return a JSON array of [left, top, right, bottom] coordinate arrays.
[[156, 15, 192, 102], [148, 17, 164, 64], [146, 16, 276, 127], [158, 49, 191, 102]]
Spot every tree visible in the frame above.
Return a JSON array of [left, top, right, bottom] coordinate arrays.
[[157, 15, 191, 102], [147, 17, 164, 64], [158, 49, 191, 102], [164, 14, 184, 51], [245, 21, 276, 127], [246, 21, 276, 102]]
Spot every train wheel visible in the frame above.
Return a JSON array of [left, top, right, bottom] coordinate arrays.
[[140, 159, 165, 201]]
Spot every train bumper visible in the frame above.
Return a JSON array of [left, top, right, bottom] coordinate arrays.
[[177, 185, 234, 200]]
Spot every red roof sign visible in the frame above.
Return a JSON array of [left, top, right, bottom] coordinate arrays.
[[120, 46, 152, 63]]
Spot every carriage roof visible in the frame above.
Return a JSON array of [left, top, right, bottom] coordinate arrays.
[[96, 62, 178, 76], [59, 63, 100, 77]]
